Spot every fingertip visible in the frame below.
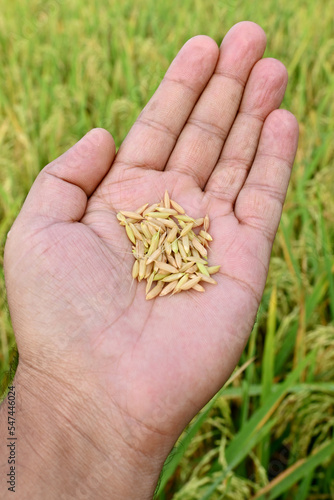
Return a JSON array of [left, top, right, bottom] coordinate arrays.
[[83, 127, 116, 158], [218, 21, 267, 74], [222, 21, 267, 48], [18, 127, 118, 224], [256, 57, 288, 84], [179, 34, 219, 69], [265, 109, 299, 149], [167, 35, 219, 90], [273, 108, 299, 128], [241, 57, 289, 114], [184, 34, 219, 55]]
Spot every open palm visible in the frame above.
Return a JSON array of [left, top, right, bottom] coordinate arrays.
[[4, 22, 298, 475]]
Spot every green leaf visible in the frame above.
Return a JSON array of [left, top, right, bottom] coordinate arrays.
[[199, 351, 317, 500], [155, 359, 255, 497], [252, 440, 334, 499]]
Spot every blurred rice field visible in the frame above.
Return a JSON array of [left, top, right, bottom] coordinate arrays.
[[0, 0, 334, 498]]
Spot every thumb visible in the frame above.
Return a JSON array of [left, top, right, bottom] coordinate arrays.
[[17, 128, 115, 224]]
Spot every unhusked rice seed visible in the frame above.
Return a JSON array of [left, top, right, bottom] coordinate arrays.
[[116, 191, 220, 299]]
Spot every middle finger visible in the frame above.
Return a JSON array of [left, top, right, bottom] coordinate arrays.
[[165, 21, 267, 187]]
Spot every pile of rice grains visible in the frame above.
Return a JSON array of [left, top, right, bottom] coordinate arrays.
[[116, 191, 220, 300]]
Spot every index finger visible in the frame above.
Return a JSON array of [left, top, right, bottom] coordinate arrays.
[[109, 36, 219, 174]]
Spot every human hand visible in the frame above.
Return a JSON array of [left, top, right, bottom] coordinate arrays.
[[3, 21, 298, 499]]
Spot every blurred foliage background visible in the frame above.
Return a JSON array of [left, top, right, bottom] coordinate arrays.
[[0, 0, 334, 498]]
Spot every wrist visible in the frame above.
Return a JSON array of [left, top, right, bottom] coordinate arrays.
[[1, 360, 163, 499]]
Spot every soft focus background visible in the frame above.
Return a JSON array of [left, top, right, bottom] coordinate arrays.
[[0, 0, 334, 498]]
